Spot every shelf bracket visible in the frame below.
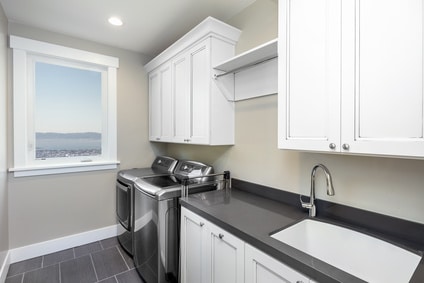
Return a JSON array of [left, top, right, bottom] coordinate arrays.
[[213, 55, 278, 79]]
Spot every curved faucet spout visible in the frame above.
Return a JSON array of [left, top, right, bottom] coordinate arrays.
[[300, 164, 335, 217]]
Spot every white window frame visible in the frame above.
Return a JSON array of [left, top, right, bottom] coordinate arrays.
[[9, 36, 120, 177]]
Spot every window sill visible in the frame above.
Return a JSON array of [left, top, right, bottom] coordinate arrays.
[[9, 160, 120, 177]]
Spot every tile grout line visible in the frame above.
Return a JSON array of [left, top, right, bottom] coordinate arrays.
[[58, 262, 62, 283], [115, 246, 131, 271], [89, 253, 99, 282]]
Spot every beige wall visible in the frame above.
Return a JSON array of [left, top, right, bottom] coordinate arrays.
[[6, 24, 166, 248], [5, 0, 424, 251], [167, 0, 424, 224], [0, 2, 9, 269]]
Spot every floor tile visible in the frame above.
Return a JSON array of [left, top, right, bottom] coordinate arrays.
[[23, 264, 59, 283], [60, 255, 97, 283], [116, 269, 143, 283], [43, 248, 74, 267], [7, 257, 42, 277], [91, 247, 128, 280], [5, 237, 144, 283], [5, 274, 23, 283], [101, 237, 119, 249], [74, 241, 103, 258]]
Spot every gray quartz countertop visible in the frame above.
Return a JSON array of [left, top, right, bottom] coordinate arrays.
[[179, 179, 424, 283]]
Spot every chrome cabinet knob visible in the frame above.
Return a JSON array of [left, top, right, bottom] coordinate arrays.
[[218, 233, 224, 239], [342, 143, 350, 150], [329, 143, 336, 150], [199, 222, 204, 227], [156, 137, 160, 141]]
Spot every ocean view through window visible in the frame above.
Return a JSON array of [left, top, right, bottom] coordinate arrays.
[[10, 36, 119, 176], [34, 62, 102, 160]]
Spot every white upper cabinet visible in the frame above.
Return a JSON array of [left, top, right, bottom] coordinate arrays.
[[279, 0, 424, 158], [146, 17, 241, 145], [149, 62, 173, 142]]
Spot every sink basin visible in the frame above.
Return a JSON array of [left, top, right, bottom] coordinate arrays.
[[271, 219, 421, 283]]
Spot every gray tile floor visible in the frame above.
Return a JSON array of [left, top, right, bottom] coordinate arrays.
[[5, 237, 143, 283]]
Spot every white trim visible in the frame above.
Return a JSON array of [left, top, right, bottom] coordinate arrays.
[[9, 160, 120, 177], [0, 251, 10, 283], [10, 37, 119, 176], [144, 16, 241, 72], [9, 224, 118, 264], [9, 36, 119, 68]]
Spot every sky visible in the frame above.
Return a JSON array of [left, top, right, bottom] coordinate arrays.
[[34, 62, 102, 133]]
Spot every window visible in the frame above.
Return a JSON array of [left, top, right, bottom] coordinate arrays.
[[10, 36, 119, 177]]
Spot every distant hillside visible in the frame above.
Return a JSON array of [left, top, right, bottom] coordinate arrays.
[[36, 132, 101, 139]]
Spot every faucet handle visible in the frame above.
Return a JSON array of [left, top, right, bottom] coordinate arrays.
[[299, 195, 310, 208], [299, 195, 316, 217]]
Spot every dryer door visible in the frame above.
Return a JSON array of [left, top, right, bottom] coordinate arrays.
[[116, 180, 131, 230]]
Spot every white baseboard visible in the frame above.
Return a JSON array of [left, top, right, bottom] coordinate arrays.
[[9, 224, 118, 264], [0, 251, 10, 283]]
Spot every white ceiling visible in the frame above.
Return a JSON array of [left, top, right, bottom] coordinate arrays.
[[0, 0, 256, 57]]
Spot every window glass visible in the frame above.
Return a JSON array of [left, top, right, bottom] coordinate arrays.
[[34, 62, 102, 160]]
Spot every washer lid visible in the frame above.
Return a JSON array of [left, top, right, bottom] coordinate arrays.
[[134, 175, 180, 196], [134, 160, 214, 198]]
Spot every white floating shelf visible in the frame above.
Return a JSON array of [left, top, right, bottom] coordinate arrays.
[[213, 38, 278, 102], [213, 38, 278, 74]]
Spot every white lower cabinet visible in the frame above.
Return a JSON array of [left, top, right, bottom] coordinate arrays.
[[245, 244, 310, 283], [180, 207, 208, 283], [205, 221, 245, 283], [180, 207, 244, 283], [180, 207, 313, 283]]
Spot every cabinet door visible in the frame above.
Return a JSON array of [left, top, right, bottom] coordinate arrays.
[[341, 0, 424, 157], [180, 207, 208, 283], [149, 70, 161, 141], [149, 63, 173, 142], [278, 0, 342, 152], [189, 39, 211, 144], [245, 244, 310, 283], [205, 222, 244, 283], [173, 53, 191, 143]]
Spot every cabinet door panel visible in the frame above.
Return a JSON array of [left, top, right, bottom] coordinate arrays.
[[149, 64, 173, 142], [279, 0, 341, 151], [180, 208, 207, 283], [190, 41, 210, 144], [245, 244, 309, 283], [358, 0, 422, 139], [160, 65, 173, 141], [342, 0, 424, 157], [173, 54, 190, 142], [206, 223, 244, 283], [149, 72, 161, 140]]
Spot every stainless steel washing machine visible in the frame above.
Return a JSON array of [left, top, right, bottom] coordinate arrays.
[[133, 160, 214, 283], [116, 156, 178, 256]]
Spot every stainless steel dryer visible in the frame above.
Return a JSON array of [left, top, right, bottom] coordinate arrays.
[[116, 156, 178, 256], [133, 160, 214, 283]]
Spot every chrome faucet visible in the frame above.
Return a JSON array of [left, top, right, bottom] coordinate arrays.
[[300, 164, 335, 217]]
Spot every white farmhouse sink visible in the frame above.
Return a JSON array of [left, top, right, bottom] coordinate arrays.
[[271, 219, 421, 283]]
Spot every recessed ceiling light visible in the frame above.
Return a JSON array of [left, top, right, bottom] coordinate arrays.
[[108, 17, 123, 26]]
